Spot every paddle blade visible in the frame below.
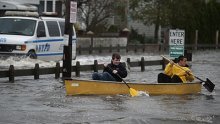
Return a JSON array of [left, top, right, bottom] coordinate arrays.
[[203, 78, 215, 92], [129, 88, 138, 97]]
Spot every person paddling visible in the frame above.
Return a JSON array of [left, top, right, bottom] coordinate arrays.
[[158, 55, 194, 83], [92, 53, 127, 81]]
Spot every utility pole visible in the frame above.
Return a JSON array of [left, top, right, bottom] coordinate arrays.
[[62, 0, 77, 79]]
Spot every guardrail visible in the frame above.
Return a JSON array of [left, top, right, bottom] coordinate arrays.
[[76, 44, 220, 55], [0, 57, 167, 83]]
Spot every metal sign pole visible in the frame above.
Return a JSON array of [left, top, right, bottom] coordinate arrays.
[[62, 0, 75, 79]]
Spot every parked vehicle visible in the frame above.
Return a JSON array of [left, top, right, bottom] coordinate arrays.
[[0, 12, 76, 61]]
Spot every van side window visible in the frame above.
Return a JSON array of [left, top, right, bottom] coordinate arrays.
[[59, 21, 64, 36], [46, 21, 60, 37], [37, 21, 46, 37], [72, 25, 76, 37], [58, 21, 75, 37]]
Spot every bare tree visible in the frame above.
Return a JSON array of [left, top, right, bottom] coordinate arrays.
[[78, 0, 115, 33]]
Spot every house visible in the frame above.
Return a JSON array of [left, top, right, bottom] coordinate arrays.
[[0, 0, 63, 17], [0, 0, 157, 42], [0, 0, 39, 16]]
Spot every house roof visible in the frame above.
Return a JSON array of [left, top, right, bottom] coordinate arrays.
[[0, 1, 37, 11]]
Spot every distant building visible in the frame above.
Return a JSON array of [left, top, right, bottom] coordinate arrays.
[[0, 0, 63, 17], [38, 0, 64, 17], [0, 0, 39, 16], [0, 0, 157, 40], [0, 0, 39, 6]]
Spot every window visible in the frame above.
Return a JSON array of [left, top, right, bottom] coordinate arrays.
[[59, 21, 64, 36], [37, 21, 46, 37], [0, 18, 36, 36], [46, 21, 60, 37], [58, 21, 75, 36]]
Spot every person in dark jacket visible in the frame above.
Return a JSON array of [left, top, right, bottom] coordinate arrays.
[[92, 53, 127, 82]]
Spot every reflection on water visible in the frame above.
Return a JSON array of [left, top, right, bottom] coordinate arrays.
[[0, 78, 219, 123], [205, 95, 215, 100]]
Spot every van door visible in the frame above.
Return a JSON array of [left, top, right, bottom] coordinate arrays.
[[35, 21, 53, 60], [72, 25, 77, 60], [59, 21, 77, 60], [36, 20, 63, 61]]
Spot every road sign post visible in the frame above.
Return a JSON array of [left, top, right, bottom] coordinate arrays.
[[62, 0, 77, 79]]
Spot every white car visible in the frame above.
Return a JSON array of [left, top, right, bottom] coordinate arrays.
[[0, 16, 77, 61]]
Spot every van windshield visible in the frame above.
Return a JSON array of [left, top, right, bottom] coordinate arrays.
[[0, 18, 36, 36]]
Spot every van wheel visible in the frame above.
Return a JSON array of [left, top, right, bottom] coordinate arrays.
[[27, 50, 37, 59]]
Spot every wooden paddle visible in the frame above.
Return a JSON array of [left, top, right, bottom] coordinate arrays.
[[161, 55, 215, 92], [107, 66, 138, 97]]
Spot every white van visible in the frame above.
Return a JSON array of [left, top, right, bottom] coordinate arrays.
[[0, 15, 76, 61]]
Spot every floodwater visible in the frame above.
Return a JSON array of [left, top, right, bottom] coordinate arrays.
[[0, 50, 220, 124]]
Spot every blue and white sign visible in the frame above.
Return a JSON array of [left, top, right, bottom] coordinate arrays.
[[169, 29, 185, 58]]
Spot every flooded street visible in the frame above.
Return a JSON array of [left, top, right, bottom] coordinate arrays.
[[0, 50, 220, 124]]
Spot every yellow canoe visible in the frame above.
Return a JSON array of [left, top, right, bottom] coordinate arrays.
[[65, 79, 202, 96]]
